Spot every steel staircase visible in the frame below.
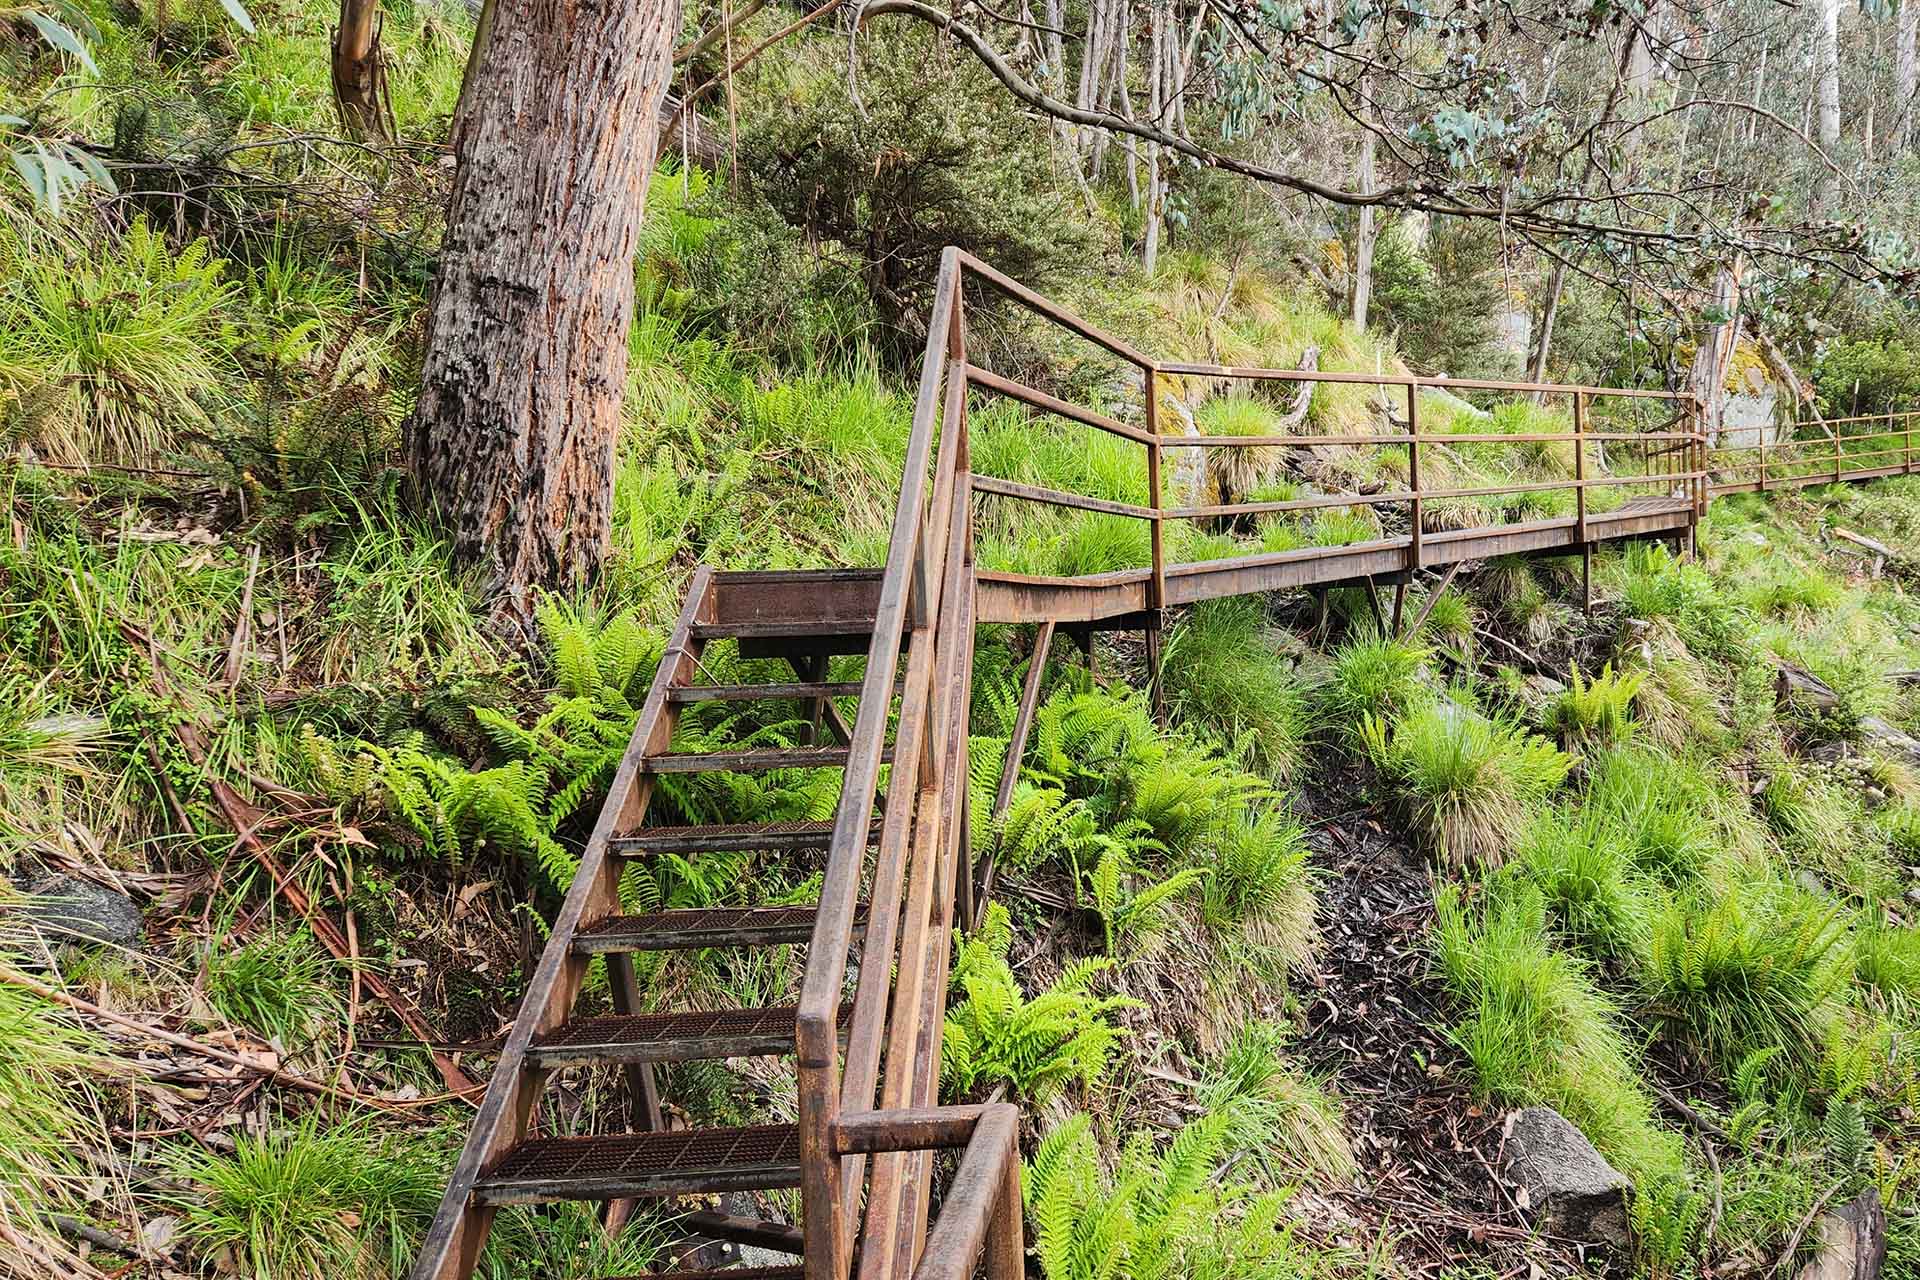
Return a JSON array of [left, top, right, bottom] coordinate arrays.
[[413, 246, 1732, 1280]]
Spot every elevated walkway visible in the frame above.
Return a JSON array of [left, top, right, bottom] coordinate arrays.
[[413, 249, 1906, 1280]]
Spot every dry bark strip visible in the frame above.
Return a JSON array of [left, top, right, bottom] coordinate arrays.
[[0, 967, 442, 1114], [196, 773, 478, 1098]]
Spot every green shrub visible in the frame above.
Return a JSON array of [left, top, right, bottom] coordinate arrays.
[[1814, 336, 1920, 418], [1642, 888, 1846, 1065], [1362, 701, 1571, 866]]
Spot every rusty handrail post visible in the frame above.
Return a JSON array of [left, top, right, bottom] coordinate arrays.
[[1406, 382, 1423, 575], [1908, 411, 1915, 475], [1144, 361, 1167, 723], [1572, 392, 1588, 545]]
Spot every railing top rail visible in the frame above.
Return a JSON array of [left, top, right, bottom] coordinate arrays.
[[1153, 361, 1695, 401], [797, 248, 962, 1042], [951, 250, 1155, 369]]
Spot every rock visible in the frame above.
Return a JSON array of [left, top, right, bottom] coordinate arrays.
[[1776, 661, 1842, 715], [1796, 1188, 1886, 1280], [16, 873, 143, 950], [1860, 717, 1920, 767], [1501, 1107, 1631, 1250]]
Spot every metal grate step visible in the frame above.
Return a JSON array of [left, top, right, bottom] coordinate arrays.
[[643, 746, 893, 774], [610, 819, 880, 857], [601, 1269, 803, 1280], [473, 1125, 803, 1204], [572, 903, 867, 954], [668, 681, 867, 704], [528, 1004, 848, 1067]]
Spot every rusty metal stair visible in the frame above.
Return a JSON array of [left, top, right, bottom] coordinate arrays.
[[410, 566, 894, 1280], [526, 1002, 854, 1067], [473, 1125, 805, 1204], [572, 903, 868, 954]]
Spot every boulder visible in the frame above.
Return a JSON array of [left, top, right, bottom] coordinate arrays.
[[1796, 1188, 1886, 1280], [17, 873, 143, 951], [1860, 717, 1920, 768], [1501, 1106, 1631, 1250]]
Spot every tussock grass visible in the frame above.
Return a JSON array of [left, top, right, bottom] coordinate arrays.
[[1434, 884, 1682, 1182], [171, 1115, 441, 1280], [1362, 701, 1571, 866], [1314, 630, 1430, 734], [1162, 598, 1308, 781], [202, 929, 341, 1054], [1201, 1020, 1355, 1184], [1195, 805, 1318, 967], [0, 217, 237, 463], [0, 968, 113, 1275], [1516, 809, 1656, 961], [1582, 745, 1720, 881]]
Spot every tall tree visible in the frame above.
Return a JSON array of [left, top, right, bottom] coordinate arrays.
[[409, 0, 681, 614], [1815, 0, 1842, 211]]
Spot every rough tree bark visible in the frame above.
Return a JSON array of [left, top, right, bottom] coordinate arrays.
[[1687, 255, 1745, 446], [331, 0, 395, 143], [410, 0, 681, 615]]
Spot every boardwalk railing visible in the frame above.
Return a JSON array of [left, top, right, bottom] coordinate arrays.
[[801, 250, 1716, 1280], [1709, 409, 1920, 494]]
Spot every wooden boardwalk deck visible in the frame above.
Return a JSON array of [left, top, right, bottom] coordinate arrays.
[[975, 494, 1695, 626]]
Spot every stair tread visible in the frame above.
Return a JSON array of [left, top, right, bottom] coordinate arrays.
[[475, 1125, 803, 1204], [528, 1003, 852, 1066], [573, 903, 867, 953], [668, 681, 867, 703], [603, 1269, 803, 1280], [645, 746, 893, 773], [690, 619, 874, 639]]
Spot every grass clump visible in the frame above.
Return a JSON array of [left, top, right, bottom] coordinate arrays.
[[0, 218, 237, 464], [1433, 884, 1681, 1182], [1362, 701, 1571, 866], [0, 972, 111, 1274], [1314, 631, 1430, 735], [1162, 597, 1308, 781], [1514, 809, 1656, 961], [1195, 805, 1318, 968], [1200, 1019, 1355, 1184], [171, 1115, 441, 1280], [202, 930, 341, 1053]]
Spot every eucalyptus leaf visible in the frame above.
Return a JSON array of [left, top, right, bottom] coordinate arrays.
[[22, 10, 99, 75]]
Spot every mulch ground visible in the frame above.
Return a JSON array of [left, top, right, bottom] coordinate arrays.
[[1294, 767, 1603, 1276]]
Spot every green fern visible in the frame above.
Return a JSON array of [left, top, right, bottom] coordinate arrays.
[[942, 904, 1142, 1102]]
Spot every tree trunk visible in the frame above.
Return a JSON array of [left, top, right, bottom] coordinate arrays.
[[1526, 259, 1567, 388], [1349, 74, 1377, 330], [409, 0, 680, 614], [331, 0, 395, 143], [1687, 256, 1745, 446], [1815, 0, 1841, 211], [1899, 0, 1917, 149]]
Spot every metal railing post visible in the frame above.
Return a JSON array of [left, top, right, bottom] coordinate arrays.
[[1572, 392, 1588, 545], [1145, 362, 1165, 615], [1406, 382, 1423, 573], [1908, 411, 1915, 475]]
